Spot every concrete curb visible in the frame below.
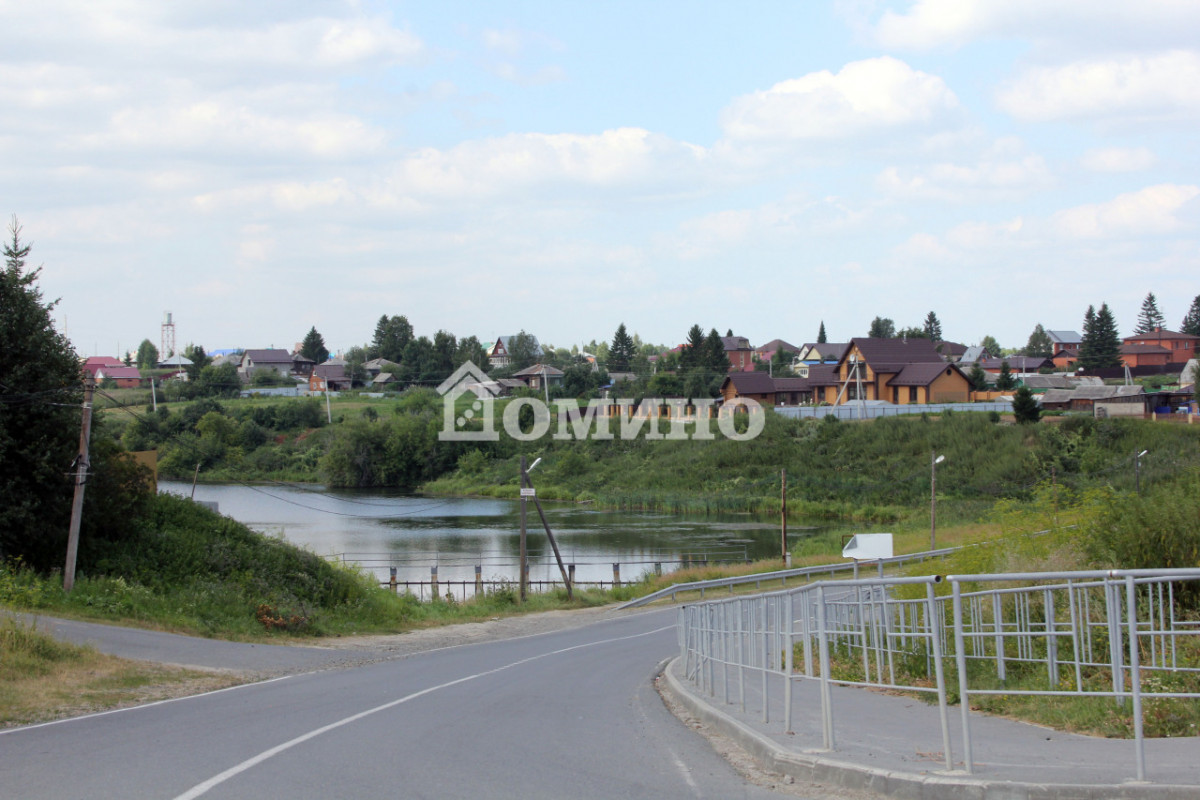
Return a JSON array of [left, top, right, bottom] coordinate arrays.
[[659, 658, 1197, 800]]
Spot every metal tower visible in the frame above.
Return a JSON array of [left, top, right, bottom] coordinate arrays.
[[161, 311, 176, 359]]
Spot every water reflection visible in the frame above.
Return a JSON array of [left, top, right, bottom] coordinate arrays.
[[160, 482, 816, 588]]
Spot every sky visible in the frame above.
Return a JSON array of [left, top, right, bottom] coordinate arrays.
[[4, 1, 1199, 359]]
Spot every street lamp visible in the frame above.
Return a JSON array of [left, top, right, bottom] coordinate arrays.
[[931, 452, 945, 551], [1135, 449, 1148, 495]]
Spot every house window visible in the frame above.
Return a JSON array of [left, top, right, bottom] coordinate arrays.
[[909, 386, 918, 403]]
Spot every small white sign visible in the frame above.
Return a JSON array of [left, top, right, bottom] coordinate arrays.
[[520, 488, 536, 497], [842, 533, 893, 561]]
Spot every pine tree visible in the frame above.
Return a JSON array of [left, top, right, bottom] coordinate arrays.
[[817, 321, 827, 344], [300, 326, 330, 364], [1135, 292, 1166, 334], [1181, 295, 1200, 337], [680, 324, 706, 372], [705, 328, 728, 373], [608, 323, 635, 372], [995, 360, 1016, 390], [1079, 305, 1098, 369], [1025, 324, 1053, 358], [967, 363, 989, 392], [1093, 303, 1122, 368], [923, 311, 942, 342], [0, 217, 82, 568], [1011, 386, 1041, 424]]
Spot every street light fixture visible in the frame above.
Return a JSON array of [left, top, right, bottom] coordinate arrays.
[[931, 453, 945, 552]]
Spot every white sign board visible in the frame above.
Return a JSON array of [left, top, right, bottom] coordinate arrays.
[[520, 488, 536, 497], [842, 533, 893, 561]]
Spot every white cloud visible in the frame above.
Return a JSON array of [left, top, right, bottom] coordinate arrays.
[[1053, 184, 1199, 239], [1080, 147, 1157, 173], [384, 128, 708, 201], [84, 99, 386, 159], [998, 51, 1200, 122], [720, 57, 960, 141], [873, 0, 1200, 50], [877, 153, 1051, 202]]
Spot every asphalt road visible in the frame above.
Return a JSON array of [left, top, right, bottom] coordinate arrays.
[[1, 609, 799, 800]]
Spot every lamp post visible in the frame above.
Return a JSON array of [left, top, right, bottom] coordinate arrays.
[[930, 452, 945, 552], [1135, 449, 1148, 495]]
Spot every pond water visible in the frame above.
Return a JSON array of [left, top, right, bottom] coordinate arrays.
[[160, 482, 833, 592]]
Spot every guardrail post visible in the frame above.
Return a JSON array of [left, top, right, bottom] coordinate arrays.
[[784, 593, 794, 734], [1126, 575, 1146, 781], [431, 565, 439, 600], [952, 580, 973, 774], [927, 582, 953, 772], [817, 585, 835, 750], [389, 566, 397, 593], [612, 563, 620, 587]]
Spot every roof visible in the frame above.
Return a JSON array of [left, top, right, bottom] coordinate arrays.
[[491, 335, 544, 357], [721, 371, 776, 395], [84, 356, 124, 367], [1041, 385, 1145, 403], [511, 363, 564, 378], [243, 349, 292, 365], [800, 342, 848, 361], [847, 337, 945, 371], [935, 341, 968, 357], [959, 345, 988, 364], [755, 339, 800, 354], [291, 353, 315, 364], [96, 366, 141, 380], [979, 356, 1051, 371], [313, 364, 346, 380], [1048, 331, 1082, 344], [157, 355, 193, 367], [364, 358, 399, 370], [1120, 344, 1171, 354], [722, 336, 752, 352], [1123, 328, 1200, 343], [887, 362, 965, 387]]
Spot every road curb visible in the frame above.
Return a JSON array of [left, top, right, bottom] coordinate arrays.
[[659, 658, 1197, 800]]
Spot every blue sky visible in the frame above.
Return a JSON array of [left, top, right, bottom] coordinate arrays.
[[3, 1, 1198, 358]]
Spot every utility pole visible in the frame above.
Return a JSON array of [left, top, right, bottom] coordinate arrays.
[[64, 378, 95, 592], [930, 451, 945, 552], [325, 382, 333, 424], [521, 463, 573, 600], [781, 468, 788, 565], [519, 455, 529, 602]]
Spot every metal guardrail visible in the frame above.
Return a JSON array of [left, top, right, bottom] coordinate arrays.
[[619, 547, 957, 609], [677, 568, 1200, 783], [775, 401, 1013, 421]]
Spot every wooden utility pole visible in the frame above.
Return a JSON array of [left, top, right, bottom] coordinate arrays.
[[929, 451, 938, 552], [519, 455, 528, 602], [522, 466, 574, 600], [63, 378, 95, 592], [781, 469, 788, 564]]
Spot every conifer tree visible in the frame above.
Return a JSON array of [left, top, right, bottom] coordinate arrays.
[[0, 217, 82, 568], [1135, 292, 1166, 334], [300, 326, 330, 364], [1079, 305, 1098, 369], [1024, 324, 1053, 358], [1181, 295, 1200, 337], [817, 321, 827, 344], [923, 311, 943, 342], [608, 323, 635, 372], [1011, 386, 1041, 424]]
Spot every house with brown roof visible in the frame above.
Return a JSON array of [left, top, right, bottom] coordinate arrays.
[[719, 371, 777, 405], [796, 342, 848, 364], [827, 338, 971, 405], [309, 363, 351, 392], [240, 349, 295, 379], [95, 365, 142, 389], [978, 356, 1051, 375], [511, 363, 563, 391], [83, 356, 125, 378], [722, 335, 755, 372], [1121, 328, 1199, 367], [754, 339, 801, 365]]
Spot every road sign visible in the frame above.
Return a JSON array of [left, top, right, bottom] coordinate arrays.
[[520, 487, 536, 497]]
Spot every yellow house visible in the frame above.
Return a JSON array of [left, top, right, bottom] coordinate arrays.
[[828, 338, 971, 405]]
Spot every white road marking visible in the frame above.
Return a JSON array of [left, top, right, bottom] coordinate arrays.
[[172, 624, 674, 800], [0, 676, 293, 736]]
